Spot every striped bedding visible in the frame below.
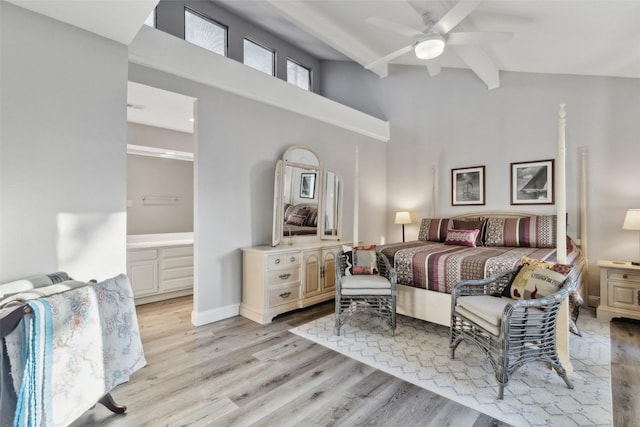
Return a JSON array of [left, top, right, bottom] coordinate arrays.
[[378, 237, 584, 294]]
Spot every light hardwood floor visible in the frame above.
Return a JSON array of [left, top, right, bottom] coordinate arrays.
[[72, 297, 638, 427]]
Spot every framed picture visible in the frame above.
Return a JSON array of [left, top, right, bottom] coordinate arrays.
[[510, 159, 554, 205], [452, 166, 485, 206], [300, 172, 316, 199]]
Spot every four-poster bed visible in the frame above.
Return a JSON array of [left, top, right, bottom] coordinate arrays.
[[353, 104, 588, 370]]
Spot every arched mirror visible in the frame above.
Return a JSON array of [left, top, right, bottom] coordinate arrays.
[[272, 146, 343, 246]]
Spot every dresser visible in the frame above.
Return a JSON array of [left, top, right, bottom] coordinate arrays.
[[596, 260, 640, 321], [241, 241, 346, 324]]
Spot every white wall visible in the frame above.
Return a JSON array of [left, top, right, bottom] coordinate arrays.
[[321, 61, 640, 300], [0, 3, 128, 282]]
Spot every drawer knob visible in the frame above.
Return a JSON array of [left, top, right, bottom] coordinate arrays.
[[279, 291, 292, 299], [623, 274, 628, 279], [290, 256, 296, 262], [278, 273, 291, 280], [274, 258, 281, 264]]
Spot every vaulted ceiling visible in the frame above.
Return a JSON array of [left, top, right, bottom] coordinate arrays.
[[9, 0, 640, 127]]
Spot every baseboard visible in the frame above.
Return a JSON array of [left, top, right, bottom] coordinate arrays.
[[191, 303, 240, 326]]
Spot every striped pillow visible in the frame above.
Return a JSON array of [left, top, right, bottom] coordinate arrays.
[[418, 218, 453, 242], [484, 215, 556, 248]]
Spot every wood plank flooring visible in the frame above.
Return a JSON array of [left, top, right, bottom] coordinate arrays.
[[71, 297, 638, 427]]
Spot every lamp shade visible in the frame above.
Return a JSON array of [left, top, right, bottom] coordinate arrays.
[[623, 209, 640, 230], [395, 211, 412, 225], [414, 36, 445, 60]]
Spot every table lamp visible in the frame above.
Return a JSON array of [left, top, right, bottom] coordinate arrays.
[[395, 211, 412, 242], [622, 209, 640, 266]]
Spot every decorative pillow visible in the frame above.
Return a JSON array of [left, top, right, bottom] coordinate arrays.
[[509, 264, 567, 300], [520, 256, 572, 276], [353, 245, 378, 275], [484, 216, 556, 248], [285, 205, 311, 223], [304, 208, 318, 227], [342, 245, 354, 276], [285, 213, 307, 226], [453, 219, 486, 246], [418, 218, 453, 242], [444, 229, 479, 248]]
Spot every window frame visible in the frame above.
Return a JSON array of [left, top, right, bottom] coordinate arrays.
[[183, 7, 228, 57], [243, 38, 276, 76], [286, 58, 312, 91]]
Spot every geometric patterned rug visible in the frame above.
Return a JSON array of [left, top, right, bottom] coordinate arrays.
[[290, 308, 612, 427]]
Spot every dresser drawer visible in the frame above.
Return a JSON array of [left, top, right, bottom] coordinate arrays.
[[607, 269, 640, 284], [268, 253, 300, 270], [267, 268, 299, 286], [268, 284, 300, 308]]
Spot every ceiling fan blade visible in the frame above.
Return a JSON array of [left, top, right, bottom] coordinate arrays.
[[365, 44, 415, 69], [426, 59, 441, 77], [452, 45, 500, 89], [447, 31, 513, 45], [366, 17, 425, 38], [434, 0, 482, 34]]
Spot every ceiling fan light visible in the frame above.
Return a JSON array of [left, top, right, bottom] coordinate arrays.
[[415, 36, 445, 60]]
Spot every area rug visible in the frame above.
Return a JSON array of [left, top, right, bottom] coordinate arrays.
[[290, 309, 612, 427]]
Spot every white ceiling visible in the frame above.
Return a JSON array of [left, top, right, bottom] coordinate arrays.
[[127, 82, 196, 134], [218, 0, 640, 81]]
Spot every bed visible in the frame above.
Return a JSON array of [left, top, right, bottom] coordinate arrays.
[[377, 213, 586, 336]]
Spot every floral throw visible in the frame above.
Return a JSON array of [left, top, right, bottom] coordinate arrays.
[[6, 274, 146, 426]]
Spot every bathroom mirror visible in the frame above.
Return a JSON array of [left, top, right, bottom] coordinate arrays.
[[272, 146, 343, 246]]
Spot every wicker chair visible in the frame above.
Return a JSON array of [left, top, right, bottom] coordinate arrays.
[[334, 250, 397, 336], [449, 269, 576, 399]]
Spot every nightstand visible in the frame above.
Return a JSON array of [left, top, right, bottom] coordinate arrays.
[[597, 260, 640, 321]]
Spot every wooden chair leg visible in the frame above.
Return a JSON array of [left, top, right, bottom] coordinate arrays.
[[98, 393, 127, 414]]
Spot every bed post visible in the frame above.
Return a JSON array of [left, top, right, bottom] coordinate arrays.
[[556, 104, 572, 374], [580, 147, 590, 304], [430, 165, 437, 218], [353, 145, 359, 245]]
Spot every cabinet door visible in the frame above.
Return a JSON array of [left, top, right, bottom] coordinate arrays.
[[127, 249, 159, 297], [303, 251, 322, 297], [322, 249, 337, 292], [127, 260, 158, 297]]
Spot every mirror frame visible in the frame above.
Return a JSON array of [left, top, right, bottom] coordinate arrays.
[[272, 145, 343, 246]]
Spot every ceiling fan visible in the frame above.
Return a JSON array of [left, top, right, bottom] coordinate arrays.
[[365, 0, 513, 89]]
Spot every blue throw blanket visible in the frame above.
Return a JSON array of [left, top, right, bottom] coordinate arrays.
[[14, 300, 53, 426]]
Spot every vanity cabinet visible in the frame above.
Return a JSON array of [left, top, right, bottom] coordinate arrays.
[[241, 242, 344, 324], [127, 242, 193, 305]]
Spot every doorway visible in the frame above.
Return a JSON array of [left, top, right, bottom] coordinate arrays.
[[125, 81, 197, 308]]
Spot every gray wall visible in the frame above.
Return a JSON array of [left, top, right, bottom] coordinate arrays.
[[0, 3, 128, 282], [321, 61, 640, 299], [128, 122, 194, 152], [129, 62, 387, 320], [156, 0, 322, 93], [127, 154, 194, 235]]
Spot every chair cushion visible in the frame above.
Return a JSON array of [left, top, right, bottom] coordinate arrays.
[[340, 275, 392, 295], [456, 295, 514, 336]]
